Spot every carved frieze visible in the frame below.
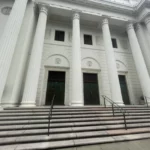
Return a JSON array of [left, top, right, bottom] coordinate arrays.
[[1, 7, 12, 15]]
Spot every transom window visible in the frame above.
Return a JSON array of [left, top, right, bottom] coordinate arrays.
[[55, 30, 65, 42], [111, 38, 118, 48], [84, 34, 93, 45]]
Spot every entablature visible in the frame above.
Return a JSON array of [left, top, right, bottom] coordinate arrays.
[[34, 0, 150, 29]]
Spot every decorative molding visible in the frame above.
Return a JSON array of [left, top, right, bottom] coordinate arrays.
[[73, 12, 80, 20], [39, 6, 48, 15], [82, 57, 101, 70], [87, 61, 92, 67], [145, 16, 150, 25], [116, 63, 120, 69], [126, 23, 134, 31], [1, 7, 12, 15], [55, 58, 61, 64], [116, 60, 128, 72], [102, 18, 109, 26], [45, 54, 70, 68], [135, 23, 142, 31], [37, 0, 150, 23]]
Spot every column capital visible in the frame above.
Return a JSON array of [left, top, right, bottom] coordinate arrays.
[[39, 5, 48, 15], [72, 12, 80, 20], [126, 23, 134, 31], [102, 18, 109, 26], [145, 16, 150, 25], [135, 23, 142, 31]]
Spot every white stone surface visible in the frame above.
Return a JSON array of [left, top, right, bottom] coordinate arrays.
[[145, 17, 150, 34], [127, 23, 150, 102], [21, 6, 48, 106], [0, 0, 28, 105], [1, 0, 150, 106], [136, 23, 150, 76], [1, 1, 36, 106], [102, 18, 123, 105], [71, 12, 84, 106]]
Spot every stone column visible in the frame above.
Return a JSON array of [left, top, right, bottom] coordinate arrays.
[[136, 23, 150, 76], [127, 23, 150, 103], [102, 18, 123, 105], [145, 17, 150, 34], [0, 0, 28, 105], [21, 6, 48, 106], [71, 12, 83, 106]]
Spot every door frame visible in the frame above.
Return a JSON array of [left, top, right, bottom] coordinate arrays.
[[40, 67, 69, 106], [118, 72, 132, 105], [82, 70, 102, 105]]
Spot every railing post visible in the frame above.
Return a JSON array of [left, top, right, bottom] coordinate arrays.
[[123, 113, 127, 130], [146, 97, 148, 108], [48, 94, 55, 136], [112, 104, 114, 116], [48, 106, 51, 136], [104, 97, 106, 108]]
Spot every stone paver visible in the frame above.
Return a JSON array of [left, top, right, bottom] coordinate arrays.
[[55, 139, 150, 150]]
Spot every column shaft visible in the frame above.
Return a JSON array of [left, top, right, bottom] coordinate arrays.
[[127, 23, 150, 102], [145, 17, 150, 34], [71, 13, 83, 106], [21, 6, 48, 106], [136, 23, 150, 76], [102, 18, 123, 105], [11, 2, 36, 104], [0, 0, 28, 103]]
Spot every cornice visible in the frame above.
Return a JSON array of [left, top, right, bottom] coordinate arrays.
[[64, 0, 135, 15], [35, 0, 150, 23]]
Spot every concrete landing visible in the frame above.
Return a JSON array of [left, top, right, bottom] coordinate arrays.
[[56, 139, 150, 150]]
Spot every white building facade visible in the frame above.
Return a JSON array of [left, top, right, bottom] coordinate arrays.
[[0, 0, 150, 107]]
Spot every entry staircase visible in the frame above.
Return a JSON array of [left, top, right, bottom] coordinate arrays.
[[0, 106, 150, 149]]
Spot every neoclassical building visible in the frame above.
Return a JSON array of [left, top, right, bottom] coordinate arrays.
[[0, 0, 150, 107]]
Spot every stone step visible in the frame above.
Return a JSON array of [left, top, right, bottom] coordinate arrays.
[[4, 105, 149, 110], [0, 128, 149, 146], [1, 112, 150, 119], [0, 114, 150, 123], [2, 108, 150, 113], [0, 116, 147, 125], [1, 114, 150, 121], [0, 132, 150, 150], [0, 123, 150, 138], [0, 118, 150, 131]]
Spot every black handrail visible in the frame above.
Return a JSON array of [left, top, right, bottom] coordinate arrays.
[[48, 94, 55, 136], [144, 96, 149, 107], [102, 95, 129, 130]]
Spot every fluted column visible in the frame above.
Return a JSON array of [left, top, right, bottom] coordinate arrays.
[[136, 23, 150, 76], [0, 0, 28, 105], [71, 12, 83, 106], [145, 17, 150, 34], [21, 6, 48, 106], [127, 23, 150, 103], [102, 18, 123, 105]]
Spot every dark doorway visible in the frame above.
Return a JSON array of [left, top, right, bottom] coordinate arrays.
[[45, 71, 65, 105], [119, 75, 130, 105], [83, 73, 100, 105]]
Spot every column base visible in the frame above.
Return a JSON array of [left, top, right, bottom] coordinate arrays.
[[71, 102, 84, 107], [0, 106, 3, 111], [114, 101, 125, 106], [1, 103, 19, 107], [20, 103, 36, 107]]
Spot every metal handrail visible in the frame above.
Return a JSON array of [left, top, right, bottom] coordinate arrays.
[[48, 94, 55, 136], [102, 95, 129, 130], [144, 96, 149, 107]]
